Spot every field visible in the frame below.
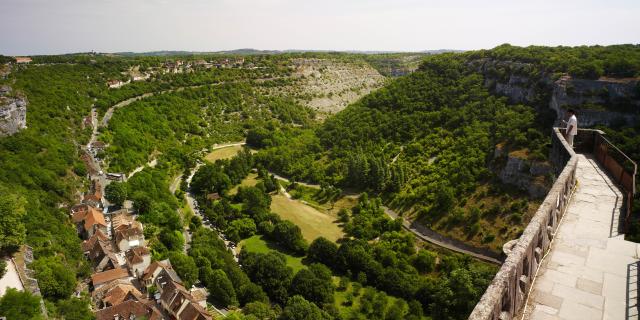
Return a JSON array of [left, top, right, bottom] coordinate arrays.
[[238, 235, 305, 273], [228, 172, 259, 196], [270, 193, 344, 242], [204, 145, 244, 162]]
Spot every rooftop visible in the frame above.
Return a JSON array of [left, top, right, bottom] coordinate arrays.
[[91, 268, 130, 286]]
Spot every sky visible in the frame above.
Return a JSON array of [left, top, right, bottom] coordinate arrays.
[[1, 0, 639, 55]]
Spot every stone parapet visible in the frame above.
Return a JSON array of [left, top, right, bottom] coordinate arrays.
[[469, 128, 578, 320]]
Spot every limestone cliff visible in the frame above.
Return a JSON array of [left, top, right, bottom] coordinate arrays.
[[550, 75, 639, 127], [494, 145, 552, 199], [0, 86, 27, 136], [470, 58, 640, 127]]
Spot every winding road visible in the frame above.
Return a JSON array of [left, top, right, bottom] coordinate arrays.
[[268, 172, 503, 265]]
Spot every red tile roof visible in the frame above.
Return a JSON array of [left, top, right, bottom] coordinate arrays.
[[91, 268, 129, 286], [84, 207, 107, 232], [125, 246, 150, 265], [82, 229, 109, 252], [95, 300, 162, 320]]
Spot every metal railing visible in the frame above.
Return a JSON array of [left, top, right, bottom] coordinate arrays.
[[574, 129, 637, 232], [469, 128, 637, 319]]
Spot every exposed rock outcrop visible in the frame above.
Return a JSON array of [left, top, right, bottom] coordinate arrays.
[[469, 58, 552, 105], [471, 58, 640, 127], [0, 86, 27, 136], [550, 75, 639, 127], [495, 145, 552, 199]]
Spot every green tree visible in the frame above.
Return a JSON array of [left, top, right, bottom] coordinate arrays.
[[240, 251, 293, 305], [56, 297, 94, 320], [160, 230, 184, 252], [206, 269, 238, 307], [278, 295, 332, 320], [168, 252, 198, 287], [307, 237, 338, 267], [0, 288, 43, 320], [242, 301, 277, 319], [105, 182, 127, 206], [32, 257, 76, 300], [413, 250, 437, 273], [289, 264, 335, 306], [0, 187, 26, 251]]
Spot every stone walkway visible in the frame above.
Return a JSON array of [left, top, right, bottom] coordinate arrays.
[[0, 258, 24, 296], [524, 154, 639, 320]]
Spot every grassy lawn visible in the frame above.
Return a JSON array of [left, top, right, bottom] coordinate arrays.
[[204, 145, 244, 162], [271, 193, 344, 242], [228, 172, 259, 196], [238, 235, 306, 273], [288, 183, 358, 216]]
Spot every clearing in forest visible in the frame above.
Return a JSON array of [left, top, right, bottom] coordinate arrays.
[[204, 145, 244, 162], [238, 235, 305, 272], [228, 172, 259, 195], [270, 193, 344, 242]]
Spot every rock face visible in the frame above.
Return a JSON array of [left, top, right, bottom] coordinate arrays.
[[550, 76, 640, 127], [496, 147, 552, 199], [0, 86, 27, 136], [469, 58, 551, 105], [470, 58, 640, 127]]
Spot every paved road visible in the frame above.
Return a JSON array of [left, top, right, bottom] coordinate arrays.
[[383, 208, 503, 265], [523, 154, 639, 320], [269, 171, 503, 265]]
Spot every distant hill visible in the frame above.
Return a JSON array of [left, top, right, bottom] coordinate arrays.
[[112, 48, 463, 56]]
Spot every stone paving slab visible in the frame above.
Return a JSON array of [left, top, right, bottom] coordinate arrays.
[[524, 154, 639, 320]]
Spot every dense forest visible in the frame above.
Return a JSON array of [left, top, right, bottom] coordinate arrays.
[[187, 150, 496, 319], [253, 53, 551, 251]]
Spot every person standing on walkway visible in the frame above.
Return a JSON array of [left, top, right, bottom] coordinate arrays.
[[564, 109, 578, 147]]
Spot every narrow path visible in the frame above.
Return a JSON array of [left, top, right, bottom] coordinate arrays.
[[98, 77, 282, 129], [0, 258, 24, 296], [383, 207, 503, 265], [523, 154, 639, 320]]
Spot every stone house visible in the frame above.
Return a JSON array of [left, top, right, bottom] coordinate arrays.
[[125, 246, 151, 278], [91, 268, 130, 291], [114, 221, 144, 252], [159, 281, 212, 320], [72, 206, 108, 239]]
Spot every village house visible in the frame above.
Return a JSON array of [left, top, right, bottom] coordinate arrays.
[[91, 280, 144, 309], [206, 192, 220, 201], [125, 246, 151, 278], [91, 268, 131, 291], [89, 141, 107, 153], [159, 281, 212, 320], [141, 259, 181, 289], [14, 57, 32, 64], [73, 206, 108, 239], [82, 179, 104, 208], [82, 229, 109, 251], [86, 232, 120, 272], [189, 288, 208, 308], [111, 210, 134, 229], [132, 73, 150, 81], [107, 79, 128, 89], [95, 299, 163, 320], [114, 220, 145, 251]]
